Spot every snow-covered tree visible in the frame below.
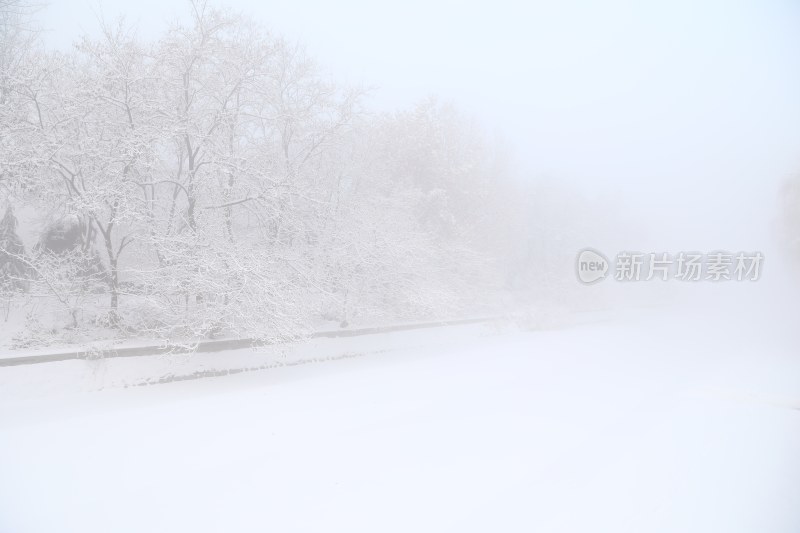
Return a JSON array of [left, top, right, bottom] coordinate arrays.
[[0, 1, 538, 347]]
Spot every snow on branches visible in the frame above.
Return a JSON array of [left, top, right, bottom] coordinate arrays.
[[0, 2, 527, 348]]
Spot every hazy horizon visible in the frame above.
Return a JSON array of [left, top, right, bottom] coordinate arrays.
[[35, 0, 800, 252]]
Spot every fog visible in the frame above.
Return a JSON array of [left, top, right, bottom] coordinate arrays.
[[34, 1, 800, 324], [1, 1, 799, 531], [41, 0, 800, 244]]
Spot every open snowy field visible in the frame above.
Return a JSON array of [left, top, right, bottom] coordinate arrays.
[[1, 303, 799, 533]]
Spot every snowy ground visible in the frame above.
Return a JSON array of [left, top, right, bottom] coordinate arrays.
[[0, 302, 798, 533]]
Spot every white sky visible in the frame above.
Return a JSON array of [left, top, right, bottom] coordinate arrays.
[[36, 0, 800, 250]]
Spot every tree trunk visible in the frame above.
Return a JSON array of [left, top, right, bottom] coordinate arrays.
[[101, 232, 120, 326]]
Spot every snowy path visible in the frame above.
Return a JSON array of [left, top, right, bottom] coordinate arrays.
[[1, 308, 798, 533]]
